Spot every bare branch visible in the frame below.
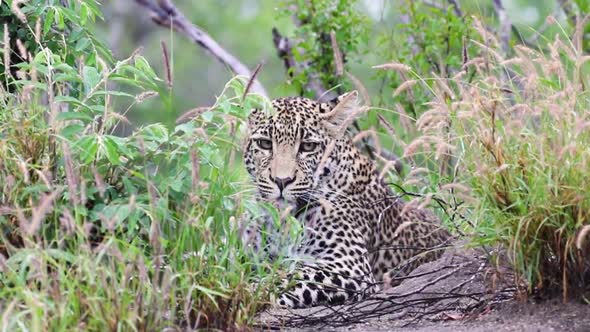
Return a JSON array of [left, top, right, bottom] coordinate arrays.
[[447, 0, 463, 17], [242, 62, 264, 101], [134, 0, 267, 96], [492, 0, 512, 55]]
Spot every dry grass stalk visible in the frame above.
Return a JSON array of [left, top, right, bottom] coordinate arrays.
[[3, 24, 9, 77], [394, 103, 415, 134], [34, 17, 40, 44], [11, 0, 28, 23], [576, 225, 590, 251], [16, 159, 30, 184], [59, 209, 76, 235], [176, 107, 210, 124], [161, 40, 172, 88], [91, 165, 106, 198], [109, 111, 131, 125], [345, 71, 370, 106], [135, 90, 158, 103], [15, 39, 27, 61], [62, 143, 80, 207], [190, 149, 200, 194], [27, 190, 60, 236], [352, 129, 380, 155], [372, 62, 412, 73], [393, 79, 418, 98], [330, 30, 344, 76]]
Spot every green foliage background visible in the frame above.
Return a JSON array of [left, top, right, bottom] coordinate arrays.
[[1, 0, 590, 330]]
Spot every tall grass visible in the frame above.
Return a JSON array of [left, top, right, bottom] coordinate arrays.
[[0, 3, 285, 330], [399, 17, 590, 300]]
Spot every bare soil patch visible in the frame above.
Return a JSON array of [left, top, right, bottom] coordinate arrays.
[[257, 245, 590, 331]]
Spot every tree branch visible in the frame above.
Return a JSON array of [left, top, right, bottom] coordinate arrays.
[[134, 0, 267, 97], [492, 0, 512, 55], [447, 0, 463, 17]]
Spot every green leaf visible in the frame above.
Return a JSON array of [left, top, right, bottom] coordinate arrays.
[[44, 8, 55, 35], [75, 135, 99, 164], [93, 90, 135, 98], [75, 37, 91, 52], [55, 10, 65, 30], [61, 124, 85, 138], [201, 111, 214, 122], [82, 66, 101, 96], [134, 56, 158, 80], [195, 285, 230, 302], [56, 111, 93, 122], [103, 136, 121, 165], [80, 3, 89, 26], [54, 96, 90, 110]]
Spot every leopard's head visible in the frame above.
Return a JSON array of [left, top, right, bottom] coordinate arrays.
[[244, 91, 362, 209]]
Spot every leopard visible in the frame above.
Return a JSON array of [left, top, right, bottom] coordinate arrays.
[[243, 91, 450, 308]]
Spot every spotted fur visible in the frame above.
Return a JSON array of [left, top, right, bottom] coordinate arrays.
[[244, 91, 450, 308]]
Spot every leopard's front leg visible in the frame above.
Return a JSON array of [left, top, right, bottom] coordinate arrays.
[[276, 260, 378, 308]]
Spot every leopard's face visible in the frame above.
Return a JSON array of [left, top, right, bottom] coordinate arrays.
[[244, 97, 330, 208], [244, 92, 360, 208]]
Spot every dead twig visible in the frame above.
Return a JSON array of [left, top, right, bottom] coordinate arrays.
[[262, 251, 515, 329]]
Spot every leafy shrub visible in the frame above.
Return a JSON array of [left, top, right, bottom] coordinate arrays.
[[373, 1, 478, 117], [278, 0, 369, 96], [0, 2, 285, 330]]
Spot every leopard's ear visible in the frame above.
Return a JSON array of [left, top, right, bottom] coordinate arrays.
[[318, 91, 363, 136]]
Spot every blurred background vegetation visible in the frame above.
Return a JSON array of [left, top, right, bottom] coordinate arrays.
[[97, 0, 565, 128], [1, 0, 589, 330]]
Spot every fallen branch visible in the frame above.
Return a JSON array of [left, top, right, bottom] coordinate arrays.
[[134, 0, 267, 97]]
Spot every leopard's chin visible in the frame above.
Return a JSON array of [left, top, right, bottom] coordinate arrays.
[[270, 198, 296, 211]]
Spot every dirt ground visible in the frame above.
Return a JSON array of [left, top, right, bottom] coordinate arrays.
[[329, 301, 590, 332], [257, 245, 590, 331]]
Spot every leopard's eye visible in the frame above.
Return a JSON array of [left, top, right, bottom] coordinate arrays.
[[299, 141, 318, 153], [255, 138, 272, 150]]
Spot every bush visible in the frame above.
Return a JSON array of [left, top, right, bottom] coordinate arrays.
[[403, 18, 590, 300], [0, 2, 285, 330]]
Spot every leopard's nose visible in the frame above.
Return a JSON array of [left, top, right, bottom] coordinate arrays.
[[274, 176, 295, 191]]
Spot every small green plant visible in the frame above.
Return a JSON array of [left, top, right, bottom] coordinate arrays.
[[278, 0, 369, 96], [374, 1, 478, 118]]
